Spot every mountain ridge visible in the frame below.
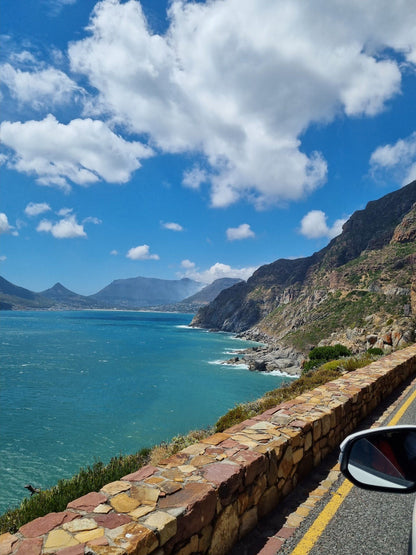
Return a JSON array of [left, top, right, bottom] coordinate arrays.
[[0, 275, 240, 312], [192, 181, 416, 364]]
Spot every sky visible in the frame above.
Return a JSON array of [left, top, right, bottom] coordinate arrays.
[[1, 0, 416, 295]]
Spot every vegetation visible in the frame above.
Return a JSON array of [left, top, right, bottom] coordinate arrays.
[[302, 344, 351, 373]]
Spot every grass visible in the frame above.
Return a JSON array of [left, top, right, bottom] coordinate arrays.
[[0, 449, 151, 534]]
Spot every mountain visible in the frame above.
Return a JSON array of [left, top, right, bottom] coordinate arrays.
[[40, 283, 103, 309], [183, 278, 243, 305], [192, 180, 416, 355], [89, 276, 204, 308], [0, 276, 52, 310], [146, 278, 243, 312]]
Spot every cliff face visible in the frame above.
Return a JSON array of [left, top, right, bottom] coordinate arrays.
[[192, 181, 416, 353]]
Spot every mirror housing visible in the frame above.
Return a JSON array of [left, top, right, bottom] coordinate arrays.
[[339, 426, 416, 493]]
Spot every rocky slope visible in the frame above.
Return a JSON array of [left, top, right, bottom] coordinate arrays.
[[192, 181, 416, 371]]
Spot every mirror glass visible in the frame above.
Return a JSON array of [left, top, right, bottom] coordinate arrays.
[[347, 429, 416, 490]]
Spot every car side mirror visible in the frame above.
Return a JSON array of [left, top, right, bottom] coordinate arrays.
[[339, 426, 416, 493]]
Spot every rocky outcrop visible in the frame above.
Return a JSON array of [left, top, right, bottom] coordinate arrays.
[[192, 181, 416, 358]]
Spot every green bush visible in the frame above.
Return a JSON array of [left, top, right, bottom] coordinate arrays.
[[367, 347, 384, 356], [309, 344, 351, 361]]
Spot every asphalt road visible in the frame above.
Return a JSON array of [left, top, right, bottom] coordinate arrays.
[[282, 378, 416, 555]]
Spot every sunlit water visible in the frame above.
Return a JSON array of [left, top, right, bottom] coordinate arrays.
[[0, 310, 293, 513]]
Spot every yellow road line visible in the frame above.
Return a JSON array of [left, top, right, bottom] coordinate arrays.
[[290, 385, 416, 555], [388, 387, 416, 426]]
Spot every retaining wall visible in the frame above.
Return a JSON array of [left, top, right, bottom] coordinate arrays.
[[2, 344, 416, 555]]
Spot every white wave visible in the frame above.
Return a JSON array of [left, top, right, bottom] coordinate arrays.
[[260, 370, 298, 378], [208, 359, 249, 370]]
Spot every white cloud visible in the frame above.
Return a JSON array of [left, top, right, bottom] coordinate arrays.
[[370, 132, 416, 186], [64, 0, 416, 208], [181, 259, 196, 270], [180, 261, 256, 283], [226, 223, 255, 241], [0, 213, 12, 234], [0, 63, 81, 109], [162, 222, 184, 232], [0, 114, 154, 190], [0, 255, 7, 262], [24, 202, 51, 217], [126, 244, 160, 260], [110, 249, 118, 256], [36, 213, 92, 239], [83, 216, 102, 225], [300, 210, 347, 240], [182, 166, 208, 190], [57, 208, 73, 216]]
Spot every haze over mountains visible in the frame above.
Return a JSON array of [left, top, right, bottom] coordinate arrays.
[[0, 275, 242, 312]]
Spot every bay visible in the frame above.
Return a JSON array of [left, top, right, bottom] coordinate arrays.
[[0, 310, 292, 513]]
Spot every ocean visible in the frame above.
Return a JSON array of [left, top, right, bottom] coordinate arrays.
[[0, 310, 293, 513]]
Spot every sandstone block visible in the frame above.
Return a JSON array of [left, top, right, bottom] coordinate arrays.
[[159, 483, 216, 543], [208, 503, 239, 555], [43, 530, 79, 553], [14, 538, 43, 555], [101, 481, 131, 496], [122, 465, 159, 482], [258, 486, 279, 518], [143, 511, 177, 545], [67, 492, 108, 512], [130, 485, 160, 504], [230, 449, 267, 486], [202, 462, 243, 504], [112, 523, 158, 555], [239, 506, 258, 538], [20, 511, 79, 538], [110, 493, 141, 513], [0, 533, 18, 555]]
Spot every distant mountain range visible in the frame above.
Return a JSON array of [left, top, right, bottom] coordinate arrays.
[[0, 275, 242, 312]]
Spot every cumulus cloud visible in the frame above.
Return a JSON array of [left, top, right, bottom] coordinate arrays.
[[181, 259, 196, 270], [24, 202, 51, 217], [64, 0, 416, 207], [370, 132, 416, 186], [110, 249, 118, 256], [226, 223, 255, 241], [180, 261, 256, 283], [162, 221, 184, 232], [0, 114, 154, 190], [0, 63, 81, 109], [126, 244, 160, 260], [36, 210, 100, 239], [300, 210, 347, 240], [37, 214, 87, 239], [0, 213, 12, 234]]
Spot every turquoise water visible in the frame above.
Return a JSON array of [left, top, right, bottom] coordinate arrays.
[[0, 310, 292, 513]]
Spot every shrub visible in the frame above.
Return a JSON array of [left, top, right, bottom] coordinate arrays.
[[367, 347, 384, 356], [309, 344, 351, 361]]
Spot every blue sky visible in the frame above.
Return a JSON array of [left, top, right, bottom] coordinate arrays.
[[1, 0, 416, 295]]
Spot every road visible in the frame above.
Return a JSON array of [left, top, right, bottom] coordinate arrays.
[[282, 377, 416, 555]]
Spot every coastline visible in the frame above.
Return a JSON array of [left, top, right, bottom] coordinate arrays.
[[225, 328, 303, 377]]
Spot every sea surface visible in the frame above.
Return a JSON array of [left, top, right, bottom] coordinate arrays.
[[0, 310, 293, 513]]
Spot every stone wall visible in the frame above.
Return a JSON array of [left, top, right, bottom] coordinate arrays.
[[2, 345, 416, 555]]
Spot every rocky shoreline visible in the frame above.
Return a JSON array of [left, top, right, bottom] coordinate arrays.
[[225, 328, 303, 376]]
